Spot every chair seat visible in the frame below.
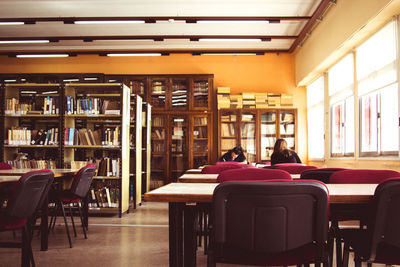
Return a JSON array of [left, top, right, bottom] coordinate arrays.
[[50, 190, 80, 203], [340, 228, 400, 265], [0, 212, 27, 231], [215, 243, 320, 266]]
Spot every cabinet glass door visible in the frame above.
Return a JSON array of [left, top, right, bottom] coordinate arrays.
[[260, 111, 277, 160], [280, 111, 296, 150], [171, 78, 188, 109], [240, 112, 256, 163], [193, 79, 209, 109], [193, 115, 208, 168], [150, 115, 166, 189], [149, 79, 167, 109], [128, 78, 146, 100], [170, 116, 188, 181], [220, 110, 238, 156]]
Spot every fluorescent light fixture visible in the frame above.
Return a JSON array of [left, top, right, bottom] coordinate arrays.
[[21, 91, 37, 94], [174, 118, 184, 122], [63, 79, 79, 82], [21, 79, 26, 82], [107, 53, 162, 57], [201, 53, 257, 56], [0, 40, 49, 44], [16, 54, 69, 58], [42, 91, 58, 94], [0, 22, 24, 25], [197, 20, 267, 24], [74, 20, 144, 24], [199, 38, 262, 42], [108, 79, 117, 82], [4, 79, 16, 82], [84, 77, 98, 81]]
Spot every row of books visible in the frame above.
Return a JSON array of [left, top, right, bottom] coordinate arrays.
[[193, 125, 207, 138], [152, 129, 165, 140], [152, 117, 164, 127], [5, 97, 59, 115], [97, 157, 120, 177], [64, 127, 119, 146], [7, 128, 58, 145], [194, 117, 207, 126], [89, 186, 120, 208], [221, 123, 236, 137], [217, 87, 294, 109], [7, 159, 57, 169], [65, 97, 120, 115]]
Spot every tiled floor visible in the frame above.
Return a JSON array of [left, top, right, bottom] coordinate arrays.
[[0, 202, 388, 267]]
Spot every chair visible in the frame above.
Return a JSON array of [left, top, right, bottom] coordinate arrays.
[[272, 163, 318, 174], [216, 161, 242, 166], [201, 164, 243, 174], [207, 181, 330, 267], [0, 169, 54, 267], [49, 163, 96, 248], [300, 168, 347, 183], [329, 169, 400, 267], [340, 178, 400, 267], [217, 168, 292, 183]]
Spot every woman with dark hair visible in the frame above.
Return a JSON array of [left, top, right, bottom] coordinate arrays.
[[270, 138, 301, 165], [218, 146, 247, 164]]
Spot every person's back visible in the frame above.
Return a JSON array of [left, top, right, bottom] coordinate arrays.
[[270, 139, 301, 165]]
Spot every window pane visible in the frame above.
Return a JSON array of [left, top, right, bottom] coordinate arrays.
[[329, 54, 354, 98], [308, 105, 324, 159], [357, 21, 397, 95], [381, 83, 399, 153], [331, 103, 343, 154], [360, 93, 378, 153], [344, 97, 354, 154], [307, 76, 324, 107]]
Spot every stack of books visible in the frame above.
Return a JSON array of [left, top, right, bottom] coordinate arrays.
[[255, 93, 268, 108], [281, 94, 294, 107], [217, 87, 231, 109], [230, 95, 243, 108], [267, 93, 281, 107], [242, 93, 256, 108]]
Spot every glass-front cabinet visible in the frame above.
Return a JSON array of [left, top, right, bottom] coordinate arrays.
[[240, 111, 257, 163], [171, 78, 189, 110], [169, 116, 188, 181], [191, 77, 212, 110], [150, 115, 167, 189], [149, 77, 168, 109], [218, 109, 297, 163], [192, 115, 210, 169]]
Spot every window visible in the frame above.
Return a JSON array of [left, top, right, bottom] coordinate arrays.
[[329, 54, 355, 157], [307, 76, 325, 159], [357, 21, 398, 156]]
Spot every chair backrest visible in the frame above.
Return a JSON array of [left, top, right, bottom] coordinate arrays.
[[329, 169, 400, 184], [369, 178, 400, 262], [0, 162, 12, 170], [6, 169, 54, 219], [212, 181, 329, 262], [216, 161, 242, 166], [217, 168, 292, 183], [273, 163, 318, 174], [300, 168, 347, 183], [201, 164, 243, 174], [70, 163, 97, 198]]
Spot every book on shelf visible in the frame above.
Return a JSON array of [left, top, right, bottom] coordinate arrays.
[[7, 127, 58, 146], [96, 157, 120, 177], [281, 94, 294, 107], [64, 128, 116, 146], [103, 100, 121, 115], [267, 93, 281, 107], [217, 87, 230, 94], [89, 183, 120, 209], [229, 95, 243, 109], [8, 159, 56, 169]]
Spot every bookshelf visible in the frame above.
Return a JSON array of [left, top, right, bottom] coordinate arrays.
[[143, 103, 152, 193], [1, 83, 62, 168], [63, 83, 131, 216], [218, 109, 297, 163], [191, 114, 211, 169]]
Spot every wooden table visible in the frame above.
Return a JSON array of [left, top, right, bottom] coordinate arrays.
[[0, 168, 79, 251], [184, 169, 202, 174], [178, 173, 300, 183], [144, 182, 377, 267]]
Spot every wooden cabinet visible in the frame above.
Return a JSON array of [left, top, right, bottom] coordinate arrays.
[[218, 109, 297, 163], [191, 114, 211, 169]]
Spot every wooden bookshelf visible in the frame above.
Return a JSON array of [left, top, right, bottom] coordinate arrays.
[[218, 109, 297, 162]]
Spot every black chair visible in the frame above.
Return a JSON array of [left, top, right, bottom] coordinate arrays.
[[49, 163, 96, 248], [340, 178, 400, 267], [0, 169, 54, 267], [207, 180, 330, 267], [300, 168, 347, 183]]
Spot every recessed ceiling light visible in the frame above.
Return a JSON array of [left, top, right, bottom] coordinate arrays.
[[74, 20, 145, 24], [106, 53, 162, 57], [16, 54, 69, 58], [0, 40, 50, 44], [0, 22, 24, 25]]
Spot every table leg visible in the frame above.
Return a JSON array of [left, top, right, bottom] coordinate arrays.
[[40, 195, 48, 251], [169, 202, 184, 267], [184, 205, 197, 267]]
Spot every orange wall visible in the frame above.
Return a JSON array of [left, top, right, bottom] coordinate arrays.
[[0, 53, 308, 161]]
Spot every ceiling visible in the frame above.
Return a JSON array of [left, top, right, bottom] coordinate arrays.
[[0, 0, 333, 56]]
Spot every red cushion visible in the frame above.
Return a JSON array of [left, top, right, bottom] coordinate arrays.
[[329, 169, 400, 184], [216, 161, 242, 166], [0, 216, 27, 231], [273, 163, 318, 174], [217, 168, 292, 182], [201, 164, 243, 174], [0, 162, 12, 170]]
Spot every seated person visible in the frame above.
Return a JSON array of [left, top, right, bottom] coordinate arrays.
[[270, 138, 301, 165], [218, 146, 247, 164]]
